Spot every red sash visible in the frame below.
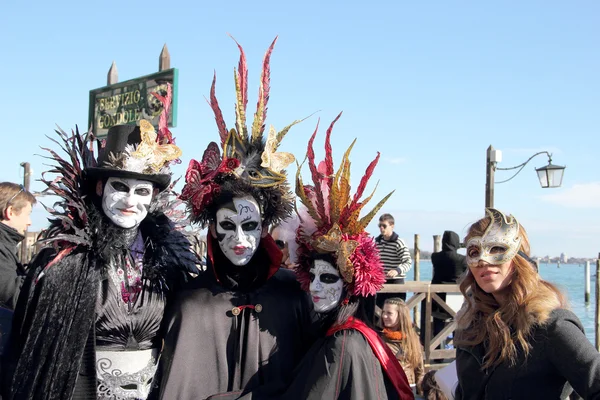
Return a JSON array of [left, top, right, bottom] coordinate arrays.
[[326, 317, 415, 400]]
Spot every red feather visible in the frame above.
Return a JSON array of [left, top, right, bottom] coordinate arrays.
[[255, 36, 278, 136], [323, 111, 342, 182], [350, 152, 380, 211], [306, 119, 327, 224], [208, 72, 229, 146], [229, 34, 248, 113]]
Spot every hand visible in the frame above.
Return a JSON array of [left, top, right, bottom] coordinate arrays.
[[386, 270, 399, 278]]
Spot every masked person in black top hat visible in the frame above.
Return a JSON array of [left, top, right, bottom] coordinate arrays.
[[3, 92, 199, 400], [151, 38, 314, 400]]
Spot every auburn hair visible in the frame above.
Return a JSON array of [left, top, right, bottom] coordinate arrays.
[[383, 298, 423, 369], [455, 215, 567, 369]]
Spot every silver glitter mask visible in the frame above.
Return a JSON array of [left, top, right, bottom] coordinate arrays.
[[466, 208, 522, 267]]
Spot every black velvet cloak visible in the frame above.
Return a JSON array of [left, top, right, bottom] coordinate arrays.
[[3, 210, 198, 400], [150, 234, 315, 400]]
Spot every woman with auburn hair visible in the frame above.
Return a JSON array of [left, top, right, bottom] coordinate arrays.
[[381, 298, 424, 395], [454, 208, 600, 400]]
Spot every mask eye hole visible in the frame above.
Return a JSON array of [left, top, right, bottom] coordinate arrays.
[[219, 221, 236, 231], [490, 246, 507, 254], [121, 384, 138, 390], [135, 187, 151, 196], [320, 273, 340, 284], [309, 272, 315, 282], [467, 247, 480, 258], [111, 182, 129, 192], [242, 221, 259, 231]]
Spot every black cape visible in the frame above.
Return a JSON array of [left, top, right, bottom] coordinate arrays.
[[3, 212, 198, 400], [152, 235, 314, 400]]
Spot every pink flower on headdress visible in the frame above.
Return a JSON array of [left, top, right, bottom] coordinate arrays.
[[347, 234, 385, 297]]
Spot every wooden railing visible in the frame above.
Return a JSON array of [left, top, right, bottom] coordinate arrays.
[[378, 281, 463, 370]]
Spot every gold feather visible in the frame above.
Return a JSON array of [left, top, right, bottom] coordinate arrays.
[[345, 180, 380, 235], [330, 139, 356, 223], [295, 158, 322, 224], [251, 92, 265, 143], [357, 190, 395, 231], [233, 69, 248, 141]]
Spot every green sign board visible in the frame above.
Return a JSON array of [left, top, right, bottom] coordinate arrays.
[[88, 68, 178, 137]]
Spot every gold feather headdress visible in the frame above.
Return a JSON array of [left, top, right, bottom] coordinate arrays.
[[295, 113, 394, 297]]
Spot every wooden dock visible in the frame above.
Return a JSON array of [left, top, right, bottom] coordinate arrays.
[[379, 281, 462, 370]]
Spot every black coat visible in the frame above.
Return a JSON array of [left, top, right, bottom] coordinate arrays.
[[431, 231, 467, 284], [256, 329, 405, 400], [3, 212, 198, 400], [0, 223, 25, 311], [152, 235, 315, 400], [455, 309, 600, 400]]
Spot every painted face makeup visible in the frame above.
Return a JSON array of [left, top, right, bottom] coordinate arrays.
[[102, 177, 153, 229], [215, 196, 262, 266], [309, 259, 343, 313]]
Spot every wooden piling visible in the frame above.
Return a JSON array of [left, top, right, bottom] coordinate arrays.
[[414, 234, 420, 282], [414, 234, 420, 329], [107, 61, 118, 85], [19, 162, 31, 263], [596, 255, 600, 351], [159, 44, 170, 71], [585, 260, 591, 305], [433, 235, 442, 253]]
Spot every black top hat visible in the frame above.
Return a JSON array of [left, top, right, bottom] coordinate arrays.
[[86, 124, 171, 191]]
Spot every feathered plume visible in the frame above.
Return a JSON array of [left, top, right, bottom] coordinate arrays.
[[294, 113, 393, 298], [208, 73, 229, 146], [251, 36, 277, 145], [38, 126, 96, 251]]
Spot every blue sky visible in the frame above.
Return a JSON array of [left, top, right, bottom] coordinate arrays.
[[1, 1, 598, 258]]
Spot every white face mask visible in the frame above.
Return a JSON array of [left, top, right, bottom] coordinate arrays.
[[102, 177, 153, 229], [215, 196, 262, 266], [309, 259, 343, 313]]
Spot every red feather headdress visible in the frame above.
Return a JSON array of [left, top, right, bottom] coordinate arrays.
[[180, 37, 303, 227], [295, 113, 394, 298]]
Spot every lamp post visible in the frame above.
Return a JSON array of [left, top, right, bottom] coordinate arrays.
[[484, 145, 566, 210]]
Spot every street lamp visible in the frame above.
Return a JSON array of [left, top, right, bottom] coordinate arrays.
[[485, 145, 566, 209]]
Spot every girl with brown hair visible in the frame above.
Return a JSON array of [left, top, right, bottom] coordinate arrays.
[[381, 298, 425, 395], [455, 208, 600, 399]]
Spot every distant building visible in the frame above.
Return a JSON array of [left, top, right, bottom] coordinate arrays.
[[560, 253, 568, 263]]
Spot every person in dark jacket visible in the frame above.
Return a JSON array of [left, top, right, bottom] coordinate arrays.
[[431, 230, 467, 285], [430, 230, 467, 340], [150, 38, 314, 400], [454, 208, 600, 399], [0, 182, 36, 393], [0, 182, 36, 311], [4, 109, 199, 400]]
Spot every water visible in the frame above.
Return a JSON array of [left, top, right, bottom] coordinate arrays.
[[406, 261, 597, 343]]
